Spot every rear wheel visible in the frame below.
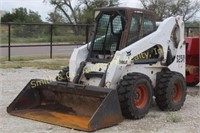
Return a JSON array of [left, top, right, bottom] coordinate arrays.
[[118, 73, 153, 119], [155, 71, 187, 111], [56, 67, 69, 82]]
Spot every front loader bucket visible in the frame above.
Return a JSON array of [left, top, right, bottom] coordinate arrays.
[[7, 79, 123, 131]]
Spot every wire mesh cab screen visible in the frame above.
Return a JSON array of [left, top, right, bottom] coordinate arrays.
[[91, 10, 125, 60]]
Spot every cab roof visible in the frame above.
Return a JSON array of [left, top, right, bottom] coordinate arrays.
[[95, 7, 155, 16]]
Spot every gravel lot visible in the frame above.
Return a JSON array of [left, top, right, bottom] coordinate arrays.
[[0, 68, 199, 133]]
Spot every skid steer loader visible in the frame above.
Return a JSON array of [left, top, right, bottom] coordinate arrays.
[[7, 7, 187, 131]]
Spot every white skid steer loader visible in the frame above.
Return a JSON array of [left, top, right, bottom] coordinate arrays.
[[8, 7, 186, 132]]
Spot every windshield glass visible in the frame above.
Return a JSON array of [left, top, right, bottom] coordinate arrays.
[[92, 11, 125, 56]]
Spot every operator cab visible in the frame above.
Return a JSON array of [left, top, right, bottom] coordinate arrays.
[[88, 7, 156, 63]]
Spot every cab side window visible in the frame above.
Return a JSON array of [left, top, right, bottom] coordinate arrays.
[[127, 14, 141, 45], [142, 16, 155, 36]]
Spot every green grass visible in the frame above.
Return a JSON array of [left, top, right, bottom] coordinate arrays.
[[1, 35, 85, 45], [1, 25, 86, 45], [0, 55, 68, 62], [53, 35, 85, 43], [0, 61, 68, 70], [0, 55, 69, 70]]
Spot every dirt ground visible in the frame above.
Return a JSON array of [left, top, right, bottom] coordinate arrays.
[[0, 68, 199, 133]]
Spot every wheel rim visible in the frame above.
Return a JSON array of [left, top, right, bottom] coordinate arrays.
[[172, 82, 183, 103], [134, 84, 148, 109]]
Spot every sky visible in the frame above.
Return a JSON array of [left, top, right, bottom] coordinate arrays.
[[0, 0, 199, 21], [0, 0, 54, 21], [0, 0, 141, 21]]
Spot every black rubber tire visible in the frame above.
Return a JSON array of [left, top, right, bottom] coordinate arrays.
[[118, 72, 153, 119], [187, 81, 199, 87], [56, 67, 69, 82], [155, 71, 187, 111]]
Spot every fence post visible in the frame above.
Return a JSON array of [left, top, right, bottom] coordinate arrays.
[[85, 24, 89, 44], [50, 24, 53, 59], [186, 27, 189, 37], [8, 23, 11, 61]]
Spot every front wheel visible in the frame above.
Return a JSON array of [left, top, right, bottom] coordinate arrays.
[[118, 73, 153, 119]]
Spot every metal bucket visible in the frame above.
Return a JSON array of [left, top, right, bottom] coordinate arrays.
[[7, 79, 123, 131]]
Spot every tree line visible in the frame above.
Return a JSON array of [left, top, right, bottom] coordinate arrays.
[[2, 0, 199, 24], [1, 0, 199, 38]]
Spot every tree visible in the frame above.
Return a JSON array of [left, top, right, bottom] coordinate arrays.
[[45, 0, 78, 25], [26, 10, 42, 23], [139, 0, 200, 21], [44, 0, 119, 24], [1, 12, 14, 22], [1, 7, 42, 23], [46, 11, 65, 23], [77, 0, 119, 24], [44, 0, 119, 34], [1, 8, 43, 38], [185, 20, 200, 27]]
